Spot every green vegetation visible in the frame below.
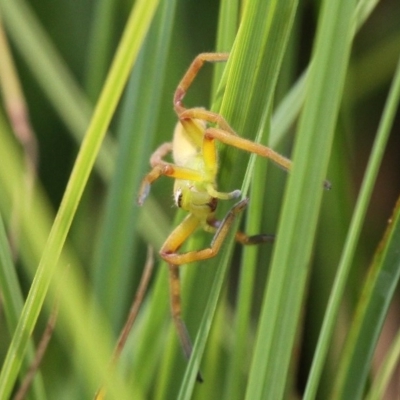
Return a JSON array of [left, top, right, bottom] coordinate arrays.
[[0, 0, 400, 399]]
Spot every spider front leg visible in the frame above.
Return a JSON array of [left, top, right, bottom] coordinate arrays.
[[137, 143, 205, 205], [204, 127, 332, 190], [160, 199, 249, 370], [174, 52, 229, 115], [207, 217, 275, 245]]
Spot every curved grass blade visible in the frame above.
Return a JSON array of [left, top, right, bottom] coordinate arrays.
[[0, 1, 158, 397]]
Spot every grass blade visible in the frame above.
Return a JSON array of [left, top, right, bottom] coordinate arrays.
[[0, 1, 158, 397], [247, 0, 356, 398]]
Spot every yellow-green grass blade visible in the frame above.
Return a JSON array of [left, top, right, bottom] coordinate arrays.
[[0, 0, 158, 397]]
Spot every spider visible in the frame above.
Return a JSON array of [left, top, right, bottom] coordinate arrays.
[[138, 53, 329, 374]]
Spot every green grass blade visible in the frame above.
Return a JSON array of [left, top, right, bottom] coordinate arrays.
[[211, 0, 239, 97], [0, 1, 158, 397], [214, 2, 260, 399], [221, 0, 298, 138], [222, 139, 271, 400], [246, 0, 356, 398], [0, 0, 169, 247], [270, 0, 381, 150]]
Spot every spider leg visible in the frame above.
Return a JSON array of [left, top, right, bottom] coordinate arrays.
[[205, 127, 332, 190], [150, 142, 173, 167], [235, 231, 275, 245], [168, 265, 192, 356], [160, 198, 248, 265], [180, 107, 236, 134], [138, 163, 204, 205], [168, 264, 204, 383], [160, 214, 201, 376], [160, 200, 248, 369], [207, 218, 275, 244], [205, 126, 292, 171], [174, 53, 229, 115]]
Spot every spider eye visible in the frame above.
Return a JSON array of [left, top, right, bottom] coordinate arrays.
[[174, 188, 183, 208]]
